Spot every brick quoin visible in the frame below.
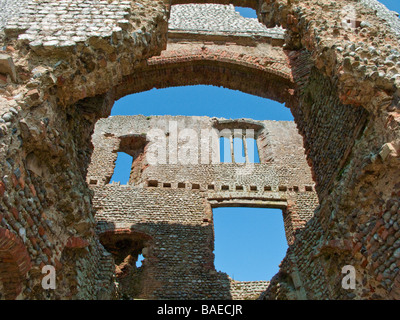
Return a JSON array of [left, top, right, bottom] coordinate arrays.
[[0, 228, 31, 299]]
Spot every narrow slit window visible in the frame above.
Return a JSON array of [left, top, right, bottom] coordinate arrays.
[[246, 138, 260, 163], [136, 253, 145, 268], [219, 137, 232, 163], [233, 137, 246, 163]]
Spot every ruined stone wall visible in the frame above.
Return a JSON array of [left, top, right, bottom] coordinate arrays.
[[88, 115, 318, 299], [88, 115, 315, 188], [93, 186, 273, 299], [0, 0, 399, 300], [169, 3, 285, 39], [0, 0, 169, 299], [230, 280, 270, 300], [257, 0, 400, 300]]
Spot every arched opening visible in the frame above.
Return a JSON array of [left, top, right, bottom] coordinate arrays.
[[87, 81, 315, 300], [99, 230, 152, 300], [0, 0, 396, 302], [112, 86, 293, 119], [85, 1, 373, 300], [106, 84, 294, 171]]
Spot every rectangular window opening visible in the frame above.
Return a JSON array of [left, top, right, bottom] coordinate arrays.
[[219, 136, 232, 163], [213, 207, 288, 282], [246, 138, 260, 163], [109, 152, 133, 185], [233, 137, 246, 164]]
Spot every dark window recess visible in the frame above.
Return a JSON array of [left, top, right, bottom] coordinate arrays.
[[148, 180, 158, 187]]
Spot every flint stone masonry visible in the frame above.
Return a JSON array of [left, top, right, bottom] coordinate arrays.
[[230, 280, 269, 300], [0, 0, 30, 30], [169, 4, 285, 39], [93, 186, 276, 299], [88, 115, 314, 189], [4, 0, 142, 46], [360, 0, 400, 38], [88, 115, 317, 299], [0, 0, 399, 300]]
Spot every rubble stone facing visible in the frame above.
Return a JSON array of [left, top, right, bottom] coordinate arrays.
[[257, 0, 400, 300], [0, 0, 30, 30], [360, 0, 400, 37], [230, 280, 270, 300], [93, 188, 275, 299], [0, 0, 398, 300], [0, 0, 169, 299], [88, 115, 317, 299], [94, 186, 261, 299], [169, 3, 285, 39]]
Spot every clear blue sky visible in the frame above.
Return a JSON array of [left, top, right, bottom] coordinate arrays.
[[108, 2, 399, 282], [379, 0, 400, 14]]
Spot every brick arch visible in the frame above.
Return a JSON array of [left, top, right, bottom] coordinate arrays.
[[0, 228, 31, 300], [98, 228, 153, 263], [97, 227, 155, 298], [113, 47, 295, 104], [98, 228, 153, 241]]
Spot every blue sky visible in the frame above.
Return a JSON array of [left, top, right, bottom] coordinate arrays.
[[109, 2, 399, 282], [379, 0, 400, 13]]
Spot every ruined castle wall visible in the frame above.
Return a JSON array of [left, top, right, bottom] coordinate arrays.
[[0, 0, 169, 299], [88, 115, 315, 190], [87, 114, 318, 299], [257, 0, 400, 300], [0, 0, 399, 301], [94, 186, 245, 299]]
